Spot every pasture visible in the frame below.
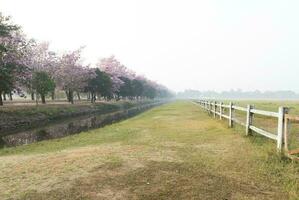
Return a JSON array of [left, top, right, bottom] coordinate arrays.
[[0, 101, 299, 199]]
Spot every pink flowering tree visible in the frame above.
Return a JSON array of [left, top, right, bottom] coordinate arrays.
[[98, 55, 136, 98], [97, 56, 123, 95], [0, 14, 30, 105], [56, 48, 95, 103], [22, 41, 59, 100]]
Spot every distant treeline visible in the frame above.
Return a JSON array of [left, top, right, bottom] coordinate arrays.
[[177, 89, 299, 100]]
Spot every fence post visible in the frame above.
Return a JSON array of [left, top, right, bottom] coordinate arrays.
[[284, 117, 290, 152], [277, 107, 288, 151], [246, 105, 253, 135], [229, 102, 233, 128], [214, 101, 217, 118], [209, 101, 212, 115], [219, 102, 223, 120], [207, 101, 209, 113]]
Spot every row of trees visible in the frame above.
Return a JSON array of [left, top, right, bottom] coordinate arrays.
[[0, 13, 172, 105]]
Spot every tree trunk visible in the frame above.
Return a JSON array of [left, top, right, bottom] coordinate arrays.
[[0, 92, 3, 106], [69, 89, 74, 104], [51, 91, 55, 100], [65, 90, 70, 102], [3, 94, 6, 101], [87, 92, 90, 100], [31, 92, 35, 101], [77, 92, 81, 101], [36, 94, 38, 106], [41, 94, 46, 104], [9, 92, 12, 101], [90, 93, 93, 103], [91, 93, 96, 103]]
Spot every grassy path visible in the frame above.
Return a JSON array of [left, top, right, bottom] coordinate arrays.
[[0, 101, 298, 199]]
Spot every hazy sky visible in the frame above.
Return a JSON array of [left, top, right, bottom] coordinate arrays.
[[1, 0, 299, 92]]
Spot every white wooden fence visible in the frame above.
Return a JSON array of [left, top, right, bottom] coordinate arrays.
[[193, 100, 289, 152]]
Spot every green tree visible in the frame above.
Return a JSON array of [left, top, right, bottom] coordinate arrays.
[[143, 84, 156, 99], [32, 71, 55, 104], [119, 77, 133, 99], [131, 79, 144, 99], [0, 13, 21, 106], [86, 68, 112, 103], [0, 14, 19, 53]]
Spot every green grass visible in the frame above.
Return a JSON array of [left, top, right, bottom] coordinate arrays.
[[208, 100, 299, 150], [221, 99, 299, 114], [0, 101, 298, 199]]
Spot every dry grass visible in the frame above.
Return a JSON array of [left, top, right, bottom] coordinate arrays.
[[0, 101, 298, 199]]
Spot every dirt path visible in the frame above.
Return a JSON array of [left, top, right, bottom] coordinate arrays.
[[0, 101, 298, 199]]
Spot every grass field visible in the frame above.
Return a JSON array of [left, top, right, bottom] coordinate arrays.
[[217, 100, 299, 151], [228, 100, 299, 114], [0, 101, 299, 199]]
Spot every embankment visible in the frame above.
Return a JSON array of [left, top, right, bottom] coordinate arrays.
[[0, 100, 165, 146]]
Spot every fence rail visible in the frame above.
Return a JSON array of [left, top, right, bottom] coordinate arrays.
[[193, 100, 289, 152]]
